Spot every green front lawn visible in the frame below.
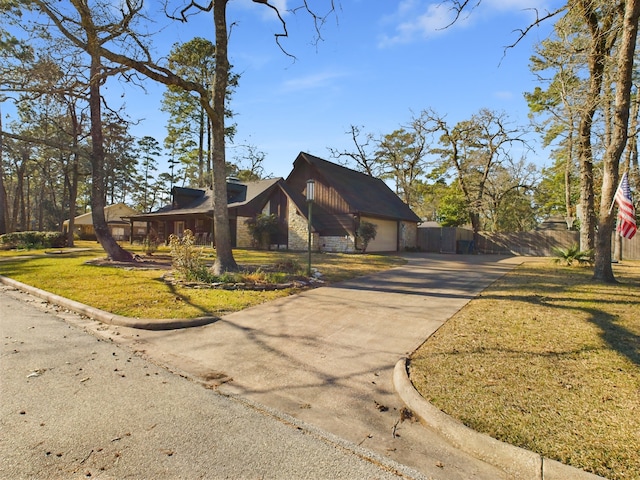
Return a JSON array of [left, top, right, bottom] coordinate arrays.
[[0, 241, 404, 319]]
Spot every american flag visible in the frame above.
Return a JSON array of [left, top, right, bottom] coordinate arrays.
[[615, 172, 637, 239]]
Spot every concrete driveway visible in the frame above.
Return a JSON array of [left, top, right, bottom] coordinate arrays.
[[95, 253, 522, 479]]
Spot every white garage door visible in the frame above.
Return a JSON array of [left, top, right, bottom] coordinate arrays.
[[361, 217, 397, 252]]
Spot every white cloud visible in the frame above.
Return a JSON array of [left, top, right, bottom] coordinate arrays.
[[280, 70, 347, 93], [379, 2, 460, 47], [234, 0, 290, 22], [379, 0, 555, 47], [270, 0, 288, 13], [484, 0, 550, 12]]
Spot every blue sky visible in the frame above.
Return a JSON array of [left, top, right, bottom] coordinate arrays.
[[161, 0, 558, 177], [100, 1, 560, 178]]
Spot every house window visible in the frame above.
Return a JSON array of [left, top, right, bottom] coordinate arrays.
[[112, 227, 125, 240], [175, 221, 185, 237]]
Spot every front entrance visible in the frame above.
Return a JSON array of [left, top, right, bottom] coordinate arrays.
[[175, 221, 185, 237]]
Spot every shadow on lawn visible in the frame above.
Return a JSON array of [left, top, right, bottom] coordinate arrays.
[[583, 304, 640, 366], [480, 264, 640, 367], [151, 276, 221, 321]]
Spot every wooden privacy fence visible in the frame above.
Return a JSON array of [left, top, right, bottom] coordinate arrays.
[[417, 227, 640, 260], [475, 231, 578, 257], [418, 227, 474, 254]]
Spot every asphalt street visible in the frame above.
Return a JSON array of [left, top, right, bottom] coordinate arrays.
[[0, 287, 424, 480]]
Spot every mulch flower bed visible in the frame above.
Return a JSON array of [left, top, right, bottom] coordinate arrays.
[[85, 255, 324, 291]]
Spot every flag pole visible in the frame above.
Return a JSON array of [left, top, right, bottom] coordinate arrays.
[[608, 171, 628, 216]]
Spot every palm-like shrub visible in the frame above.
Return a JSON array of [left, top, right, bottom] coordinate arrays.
[[552, 244, 594, 266]]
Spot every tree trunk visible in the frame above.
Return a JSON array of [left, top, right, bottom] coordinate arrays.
[[576, 0, 611, 254], [14, 152, 27, 231], [207, 117, 212, 184], [198, 106, 205, 187], [36, 173, 45, 231], [564, 129, 574, 224], [66, 151, 80, 247], [0, 111, 7, 235], [593, 0, 640, 282], [66, 103, 81, 247], [469, 211, 481, 248], [595, 159, 617, 282], [210, 0, 238, 274], [85, 23, 133, 262]]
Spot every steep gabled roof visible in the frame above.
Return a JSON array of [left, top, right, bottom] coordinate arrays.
[[278, 180, 307, 215], [293, 152, 421, 222]]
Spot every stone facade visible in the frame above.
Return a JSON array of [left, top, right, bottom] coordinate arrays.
[[288, 204, 318, 251], [288, 204, 357, 253], [236, 216, 253, 248], [319, 235, 356, 253]]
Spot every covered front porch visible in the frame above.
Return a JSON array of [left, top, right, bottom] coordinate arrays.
[[127, 213, 237, 248]]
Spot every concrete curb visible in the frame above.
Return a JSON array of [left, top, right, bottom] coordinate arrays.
[[393, 357, 606, 480], [0, 275, 216, 330]]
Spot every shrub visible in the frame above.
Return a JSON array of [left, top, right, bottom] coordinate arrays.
[[168, 230, 212, 282], [0, 231, 66, 250], [142, 234, 158, 255], [357, 221, 378, 253], [552, 244, 594, 266], [273, 259, 302, 274], [245, 214, 279, 250]]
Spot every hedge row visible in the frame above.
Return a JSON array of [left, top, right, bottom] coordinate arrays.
[[0, 231, 67, 250]]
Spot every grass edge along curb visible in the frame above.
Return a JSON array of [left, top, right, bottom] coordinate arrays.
[[392, 357, 607, 480], [0, 275, 217, 330]]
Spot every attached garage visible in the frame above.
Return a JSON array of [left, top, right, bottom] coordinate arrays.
[[361, 217, 398, 252]]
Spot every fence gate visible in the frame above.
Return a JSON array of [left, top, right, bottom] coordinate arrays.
[[440, 227, 457, 253]]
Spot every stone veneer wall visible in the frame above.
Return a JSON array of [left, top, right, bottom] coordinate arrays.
[[288, 204, 318, 251], [236, 216, 253, 248], [399, 221, 418, 250], [320, 235, 356, 253]]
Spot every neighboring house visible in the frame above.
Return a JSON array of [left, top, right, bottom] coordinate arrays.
[[127, 152, 421, 253], [62, 203, 146, 241]]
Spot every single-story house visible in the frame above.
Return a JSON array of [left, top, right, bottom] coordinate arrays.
[[127, 152, 421, 253], [126, 177, 283, 246], [62, 203, 146, 241]]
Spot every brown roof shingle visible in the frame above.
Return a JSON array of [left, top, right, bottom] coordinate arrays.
[[295, 152, 421, 223]]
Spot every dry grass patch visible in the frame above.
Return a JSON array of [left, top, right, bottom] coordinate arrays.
[[409, 259, 640, 480]]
